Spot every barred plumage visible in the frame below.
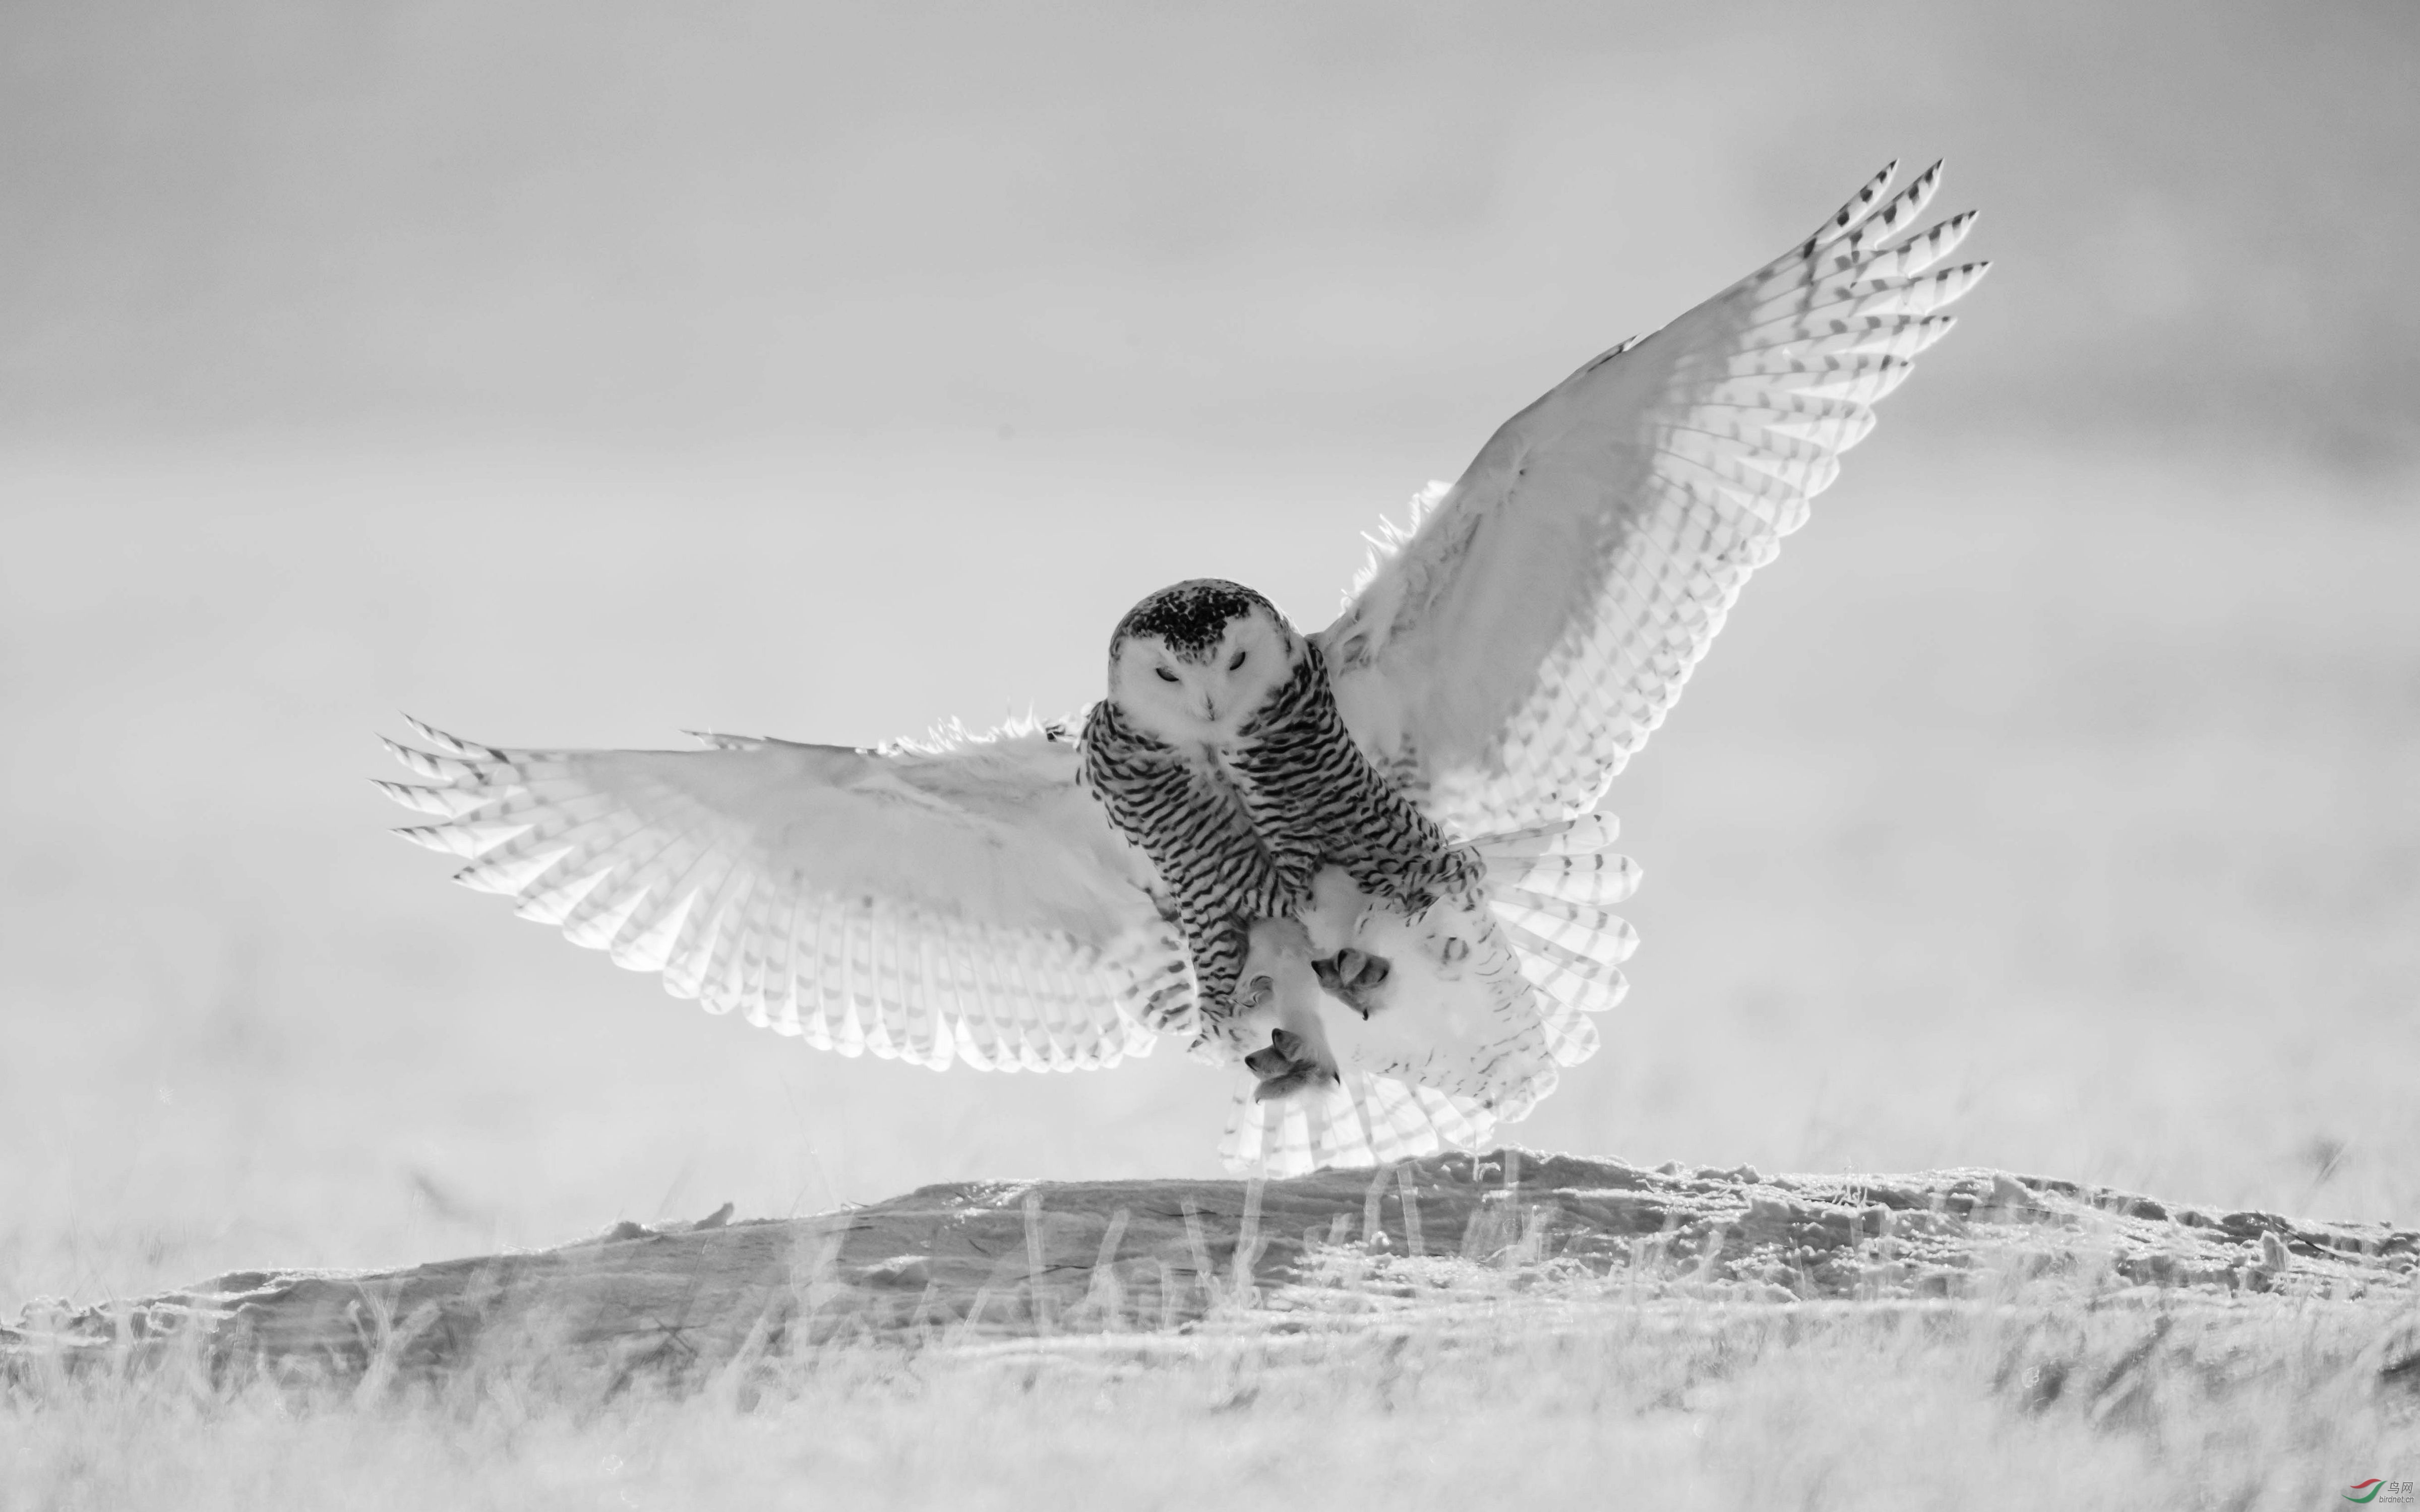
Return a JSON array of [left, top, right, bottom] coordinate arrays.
[[377, 161, 1980, 1178], [1082, 581, 1571, 1156], [1078, 694, 1291, 1029], [1222, 642, 1482, 914], [1082, 599, 1488, 1057]]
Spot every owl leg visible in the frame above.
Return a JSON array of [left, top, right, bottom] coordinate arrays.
[[1234, 917, 1338, 1101]]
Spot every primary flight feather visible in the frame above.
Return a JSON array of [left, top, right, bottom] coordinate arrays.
[[380, 161, 1984, 1176]]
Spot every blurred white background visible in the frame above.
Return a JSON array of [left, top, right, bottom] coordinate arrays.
[[4, 1, 2416, 1307]]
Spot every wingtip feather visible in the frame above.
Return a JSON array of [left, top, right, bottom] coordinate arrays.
[[1803, 161, 1899, 254], [398, 714, 500, 762], [381, 736, 476, 783], [372, 778, 497, 818]]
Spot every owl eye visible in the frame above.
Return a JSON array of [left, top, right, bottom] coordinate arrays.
[[1155, 667, 1180, 683], [1228, 650, 1247, 671]]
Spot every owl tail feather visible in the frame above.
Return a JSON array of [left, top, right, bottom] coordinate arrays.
[[1478, 811, 1639, 1069], [1219, 1068, 1497, 1177], [1217, 810, 1635, 1177]]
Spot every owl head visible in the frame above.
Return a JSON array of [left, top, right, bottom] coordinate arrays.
[[1107, 579, 1304, 746]]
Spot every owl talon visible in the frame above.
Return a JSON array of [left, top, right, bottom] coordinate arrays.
[[1252, 1062, 1338, 1102], [1244, 1025, 1337, 1097], [1244, 1027, 1313, 1079], [1311, 948, 1392, 1018]]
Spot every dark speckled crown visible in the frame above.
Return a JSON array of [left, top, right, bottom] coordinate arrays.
[[1111, 580, 1279, 663]]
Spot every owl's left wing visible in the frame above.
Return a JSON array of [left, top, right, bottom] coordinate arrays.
[[1320, 162, 1984, 836], [377, 717, 1193, 1070]]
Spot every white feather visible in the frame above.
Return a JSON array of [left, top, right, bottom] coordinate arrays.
[[1321, 162, 1984, 838], [377, 721, 1192, 1072]]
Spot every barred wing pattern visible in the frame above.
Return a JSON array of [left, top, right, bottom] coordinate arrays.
[[1482, 811, 1641, 1068], [377, 719, 1194, 1071], [1322, 161, 1984, 837]]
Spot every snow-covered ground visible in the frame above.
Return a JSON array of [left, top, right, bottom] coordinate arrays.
[[10, 1261, 2412, 1509]]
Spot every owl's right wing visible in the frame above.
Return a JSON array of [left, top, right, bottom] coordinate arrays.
[[376, 717, 1194, 1070], [1319, 162, 1983, 837]]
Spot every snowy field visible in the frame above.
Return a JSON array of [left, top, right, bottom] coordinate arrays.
[[9, 1256, 2415, 1509]]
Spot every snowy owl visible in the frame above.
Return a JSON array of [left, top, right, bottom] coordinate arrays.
[[379, 162, 1983, 1177]]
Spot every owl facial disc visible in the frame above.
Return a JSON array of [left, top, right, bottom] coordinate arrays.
[[1106, 579, 1304, 748]]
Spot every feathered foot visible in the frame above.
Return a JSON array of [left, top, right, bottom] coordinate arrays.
[[1310, 948, 1392, 1018], [1245, 1027, 1337, 1102], [1236, 919, 1339, 1102]]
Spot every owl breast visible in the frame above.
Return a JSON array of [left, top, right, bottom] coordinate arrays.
[[1080, 639, 1480, 1032]]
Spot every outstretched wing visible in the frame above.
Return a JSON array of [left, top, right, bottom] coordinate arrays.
[[1321, 161, 1985, 836], [377, 717, 1194, 1070]]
